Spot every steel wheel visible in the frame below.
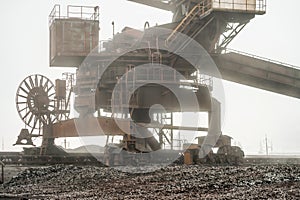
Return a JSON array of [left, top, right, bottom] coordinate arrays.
[[16, 74, 56, 132]]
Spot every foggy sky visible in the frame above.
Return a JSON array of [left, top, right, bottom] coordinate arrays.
[[0, 0, 299, 154]]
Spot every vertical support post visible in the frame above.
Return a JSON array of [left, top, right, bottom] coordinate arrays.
[[112, 21, 115, 38], [40, 113, 55, 155], [157, 113, 163, 148], [0, 161, 4, 184], [178, 129, 181, 150], [1, 165, 3, 184], [2, 137, 4, 150], [265, 134, 269, 156], [170, 112, 174, 150], [159, 129, 163, 147], [64, 138, 67, 149], [59, 5, 61, 18]]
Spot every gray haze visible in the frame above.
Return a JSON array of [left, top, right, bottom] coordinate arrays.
[[0, 0, 299, 154]]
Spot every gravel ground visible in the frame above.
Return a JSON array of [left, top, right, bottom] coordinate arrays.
[[0, 164, 299, 199], [1, 165, 31, 183]]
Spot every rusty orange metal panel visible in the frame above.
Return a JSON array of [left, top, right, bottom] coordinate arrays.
[[184, 151, 193, 165], [50, 18, 99, 67], [52, 117, 130, 138], [55, 79, 66, 99]]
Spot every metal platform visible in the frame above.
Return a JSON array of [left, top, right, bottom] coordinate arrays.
[[49, 5, 100, 67], [128, 0, 266, 15]]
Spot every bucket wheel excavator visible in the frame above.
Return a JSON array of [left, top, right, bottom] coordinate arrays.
[[13, 1, 300, 166]]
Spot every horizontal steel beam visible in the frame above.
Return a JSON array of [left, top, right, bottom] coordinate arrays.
[[52, 116, 130, 138], [212, 52, 300, 99], [52, 116, 209, 138], [127, 0, 174, 11], [138, 122, 208, 132]]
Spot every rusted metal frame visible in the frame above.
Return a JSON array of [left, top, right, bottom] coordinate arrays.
[[52, 116, 130, 138], [65, 86, 73, 112], [216, 21, 248, 53], [166, 3, 202, 45], [152, 115, 169, 148], [139, 122, 209, 132], [175, 16, 215, 53], [164, 125, 208, 131], [170, 113, 174, 149], [169, 15, 214, 67], [161, 130, 172, 146], [167, 0, 213, 47]]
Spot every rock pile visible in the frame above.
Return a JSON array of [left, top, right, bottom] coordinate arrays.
[[1, 164, 299, 199]]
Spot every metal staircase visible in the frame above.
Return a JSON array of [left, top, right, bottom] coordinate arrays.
[[165, 0, 213, 46]]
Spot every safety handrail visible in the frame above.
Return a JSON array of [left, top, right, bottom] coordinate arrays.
[[49, 5, 99, 26], [49, 4, 60, 25], [212, 0, 266, 13], [67, 5, 99, 20], [166, 0, 213, 46]]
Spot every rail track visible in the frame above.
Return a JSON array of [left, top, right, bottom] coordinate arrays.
[[0, 152, 103, 166], [1, 151, 300, 166]]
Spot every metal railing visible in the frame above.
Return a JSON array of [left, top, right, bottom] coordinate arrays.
[[101, 66, 213, 94], [166, 0, 213, 46], [224, 48, 300, 70], [49, 5, 99, 26], [212, 0, 266, 13], [49, 4, 60, 25], [67, 5, 99, 20]]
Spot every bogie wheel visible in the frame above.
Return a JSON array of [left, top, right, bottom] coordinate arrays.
[[16, 74, 56, 132]]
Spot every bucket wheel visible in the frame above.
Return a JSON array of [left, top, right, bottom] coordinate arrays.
[[16, 74, 56, 134]]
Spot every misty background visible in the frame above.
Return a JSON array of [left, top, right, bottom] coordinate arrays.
[[0, 0, 299, 154]]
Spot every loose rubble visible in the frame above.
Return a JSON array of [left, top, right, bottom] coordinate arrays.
[[1, 164, 299, 199]]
